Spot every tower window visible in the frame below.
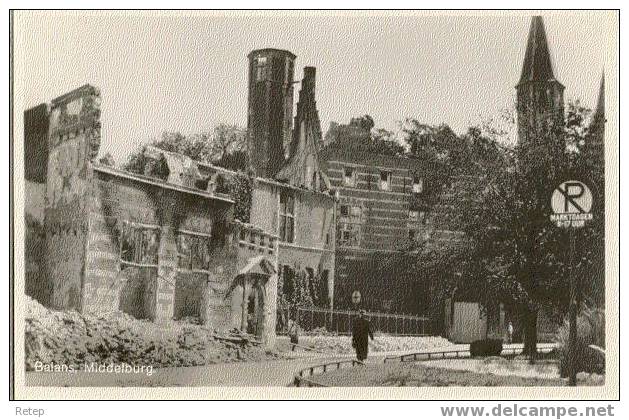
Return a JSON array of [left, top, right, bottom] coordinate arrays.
[[255, 56, 267, 81], [409, 210, 419, 221], [340, 205, 349, 217]]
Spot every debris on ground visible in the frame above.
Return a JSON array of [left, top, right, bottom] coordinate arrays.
[[24, 296, 279, 371], [276, 334, 453, 354]]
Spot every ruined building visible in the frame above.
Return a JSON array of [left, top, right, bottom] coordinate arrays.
[[24, 49, 335, 348]]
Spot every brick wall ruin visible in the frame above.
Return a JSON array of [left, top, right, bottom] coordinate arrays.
[[43, 85, 101, 311], [84, 168, 238, 326]]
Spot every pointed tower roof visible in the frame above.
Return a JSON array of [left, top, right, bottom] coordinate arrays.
[[518, 16, 563, 87], [594, 73, 605, 120], [588, 73, 605, 146]]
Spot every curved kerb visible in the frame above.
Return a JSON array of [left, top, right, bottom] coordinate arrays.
[[292, 344, 558, 387], [293, 359, 364, 387]]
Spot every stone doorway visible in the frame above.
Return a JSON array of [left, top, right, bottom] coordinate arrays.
[[228, 256, 276, 340], [244, 277, 265, 337]]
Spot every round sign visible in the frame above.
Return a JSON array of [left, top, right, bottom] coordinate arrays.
[[551, 180, 593, 214], [550, 180, 593, 228], [351, 290, 361, 304]]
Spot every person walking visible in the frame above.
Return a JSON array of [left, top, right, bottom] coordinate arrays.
[[288, 318, 299, 351], [352, 310, 374, 362], [507, 321, 514, 344]]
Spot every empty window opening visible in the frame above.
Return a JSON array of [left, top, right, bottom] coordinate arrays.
[[120, 222, 160, 266], [177, 232, 212, 271], [279, 190, 295, 243]]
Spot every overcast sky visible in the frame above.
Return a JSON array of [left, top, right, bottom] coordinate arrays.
[[15, 11, 610, 163]]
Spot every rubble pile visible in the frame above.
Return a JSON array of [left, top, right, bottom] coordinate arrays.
[[285, 335, 453, 354], [25, 296, 278, 371]]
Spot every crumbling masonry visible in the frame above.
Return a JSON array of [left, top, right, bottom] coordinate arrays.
[[24, 49, 336, 348]]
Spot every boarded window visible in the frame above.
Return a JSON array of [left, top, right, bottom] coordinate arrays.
[[177, 232, 212, 271], [279, 190, 295, 243], [120, 222, 160, 266]]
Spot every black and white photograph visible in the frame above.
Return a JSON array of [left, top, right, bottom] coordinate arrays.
[[9, 8, 619, 402]]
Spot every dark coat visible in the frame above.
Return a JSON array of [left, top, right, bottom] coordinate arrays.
[[352, 317, 374, 361]]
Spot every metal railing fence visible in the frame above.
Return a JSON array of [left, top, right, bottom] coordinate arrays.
[[278, 306, 431, 336]]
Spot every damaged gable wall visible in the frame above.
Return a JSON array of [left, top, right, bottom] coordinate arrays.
[[44, 85, 101, 311], [276, 67, 326, 191], [24, 103, 50, 305]]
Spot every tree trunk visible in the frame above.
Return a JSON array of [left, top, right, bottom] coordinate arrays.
[[522, 307, 538, 362]]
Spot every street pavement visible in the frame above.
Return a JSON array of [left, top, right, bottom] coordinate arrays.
[[25, 343, 555, 387]]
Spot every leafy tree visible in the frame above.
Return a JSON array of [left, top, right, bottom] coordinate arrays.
[[349, 114, 375, 132], [367, 103, 601, 351], [123, 125, 247, 174], [98, 152, 116, 167], [444, 101, 603, 357], [324, 116, 404, 157], [208, 124, 247, 165]]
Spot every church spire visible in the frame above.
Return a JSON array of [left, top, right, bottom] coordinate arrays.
[[593, 73, 605, 123], [515, 16, 565, 147], [518, 16, 562, 87], [587, 73, 605, 153]]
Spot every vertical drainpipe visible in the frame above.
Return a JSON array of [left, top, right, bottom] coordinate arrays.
[[241, 274, 248, 332], [276, 184, 281, 261], [330, 189, 339, 310]]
